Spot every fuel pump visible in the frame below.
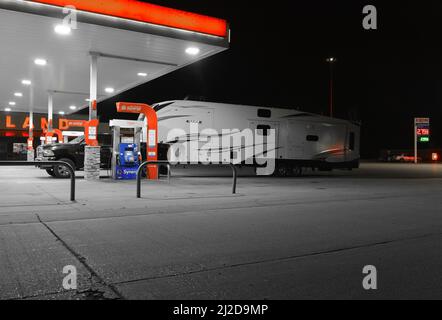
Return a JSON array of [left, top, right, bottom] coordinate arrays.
[[110, 119, 144, 180], [115, 143, 140, 180], [116, 102, 159, 180]]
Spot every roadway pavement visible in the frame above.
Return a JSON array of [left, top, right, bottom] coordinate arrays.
[[1, 162, 442, 300]]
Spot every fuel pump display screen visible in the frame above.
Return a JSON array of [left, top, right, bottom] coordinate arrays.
[[123, 148, 136, 164]]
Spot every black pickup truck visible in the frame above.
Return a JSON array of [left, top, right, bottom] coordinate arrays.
[[36, 136, 112, 178]]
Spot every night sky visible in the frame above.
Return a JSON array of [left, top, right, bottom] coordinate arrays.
[[86, 0, 442, 158]]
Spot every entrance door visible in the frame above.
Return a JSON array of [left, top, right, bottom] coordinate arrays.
[[0, 142, 7, 160]]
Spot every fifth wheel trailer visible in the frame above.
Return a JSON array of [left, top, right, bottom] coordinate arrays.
[[141, 100, 360, 176]]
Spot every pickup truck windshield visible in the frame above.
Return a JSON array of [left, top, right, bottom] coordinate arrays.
[[153, 101, 175, 112], [69, 136, 85, 144]]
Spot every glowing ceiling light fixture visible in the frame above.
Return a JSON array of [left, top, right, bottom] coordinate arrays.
[[137, 72, 148, 77], [14, 92, 23, 97], [54, 24, 72, 35], [59, 111, 65, 115], [185, 47, 200, 55], [34, 58, 47, 66], [105, 87, 115, 94], [22, 80, 32, 85], [5, 108, 12, 112], [9, 101, 16, 106], [69, 105, 77, 110]]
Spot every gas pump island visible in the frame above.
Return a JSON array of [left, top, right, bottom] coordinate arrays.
[[110, 119, 143, 180], [111, 103, 159, 181]]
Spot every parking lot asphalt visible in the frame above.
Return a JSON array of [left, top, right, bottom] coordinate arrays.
[[1, 162, 442, 299]]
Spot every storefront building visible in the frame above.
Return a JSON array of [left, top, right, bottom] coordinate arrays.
[[0, 111, 87, 160]]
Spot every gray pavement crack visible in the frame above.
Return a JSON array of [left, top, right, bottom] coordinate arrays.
[[35, 214, 125, 300]]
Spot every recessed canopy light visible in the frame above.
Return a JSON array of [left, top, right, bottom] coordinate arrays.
[[137, 72, 148, 77], [69, 105, 77, 110], [54, 24, 72, 35], [14, 92, 23, 97], [34, 58, 47, 66], [185, 47, 200, 55], [22, 80, 32, 85], [9, 102, 16, 106], [85, 98, 91, 102], [5, 108, 12, 112], [59, 111, 65, 115], [105, 87, 115, 94]]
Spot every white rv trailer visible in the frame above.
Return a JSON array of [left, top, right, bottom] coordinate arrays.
[[147, 100, 360, 176]]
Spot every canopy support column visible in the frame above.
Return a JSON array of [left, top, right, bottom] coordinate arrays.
[[27, 111, 34, 161], [48, 92, 53, 132], [84, 53, 101, 181], [89, 53, 98, 120], [45, 91, 54, 144]]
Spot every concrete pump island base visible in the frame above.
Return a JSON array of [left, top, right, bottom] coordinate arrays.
[[2, 163, 442, 299]]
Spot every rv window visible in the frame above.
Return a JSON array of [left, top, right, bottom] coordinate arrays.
[[257, 125, 271, 136], [257, 109, 271, 118], [349, 132, 355, 151], [306, 135, 319, 142]]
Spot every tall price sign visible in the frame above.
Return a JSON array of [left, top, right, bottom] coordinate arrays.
[[414, 118, 430, 164]]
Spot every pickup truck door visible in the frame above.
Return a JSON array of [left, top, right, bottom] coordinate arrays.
[[100, 146, 112, 169], [76, 143, 85, 168]]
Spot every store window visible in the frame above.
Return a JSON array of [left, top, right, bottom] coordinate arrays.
[[257, 109, 271, 118], [306, 135, 319, 142]]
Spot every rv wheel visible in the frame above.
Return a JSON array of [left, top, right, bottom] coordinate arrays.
[[292, 166, 303, 177], [276, 164, 290, 177]]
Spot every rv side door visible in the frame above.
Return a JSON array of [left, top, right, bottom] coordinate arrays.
[[249, 121, 279, 161]]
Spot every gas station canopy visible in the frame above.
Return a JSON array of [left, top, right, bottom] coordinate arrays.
[[0, 0, 229, 114]]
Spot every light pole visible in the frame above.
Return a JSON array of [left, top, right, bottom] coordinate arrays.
[[326, 57, 336, 118]]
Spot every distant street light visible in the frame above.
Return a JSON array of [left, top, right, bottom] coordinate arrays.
[[326, 57, 337, 117]]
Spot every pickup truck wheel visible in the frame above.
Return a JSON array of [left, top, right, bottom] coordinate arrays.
[[46, 169, 56, 177], [54, 159, 75, 179]]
